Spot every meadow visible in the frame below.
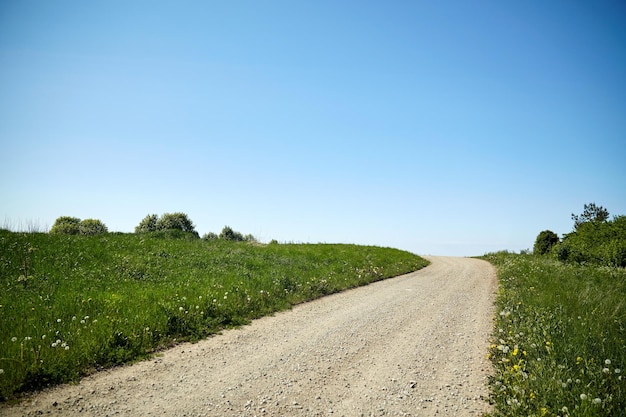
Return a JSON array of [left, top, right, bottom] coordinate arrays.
[[0, 230, 428, 401], [482, 252, 625, 417]]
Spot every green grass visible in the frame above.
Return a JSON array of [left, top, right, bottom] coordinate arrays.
[[0, 230, 428, 401], [482, 252, 625, 417]]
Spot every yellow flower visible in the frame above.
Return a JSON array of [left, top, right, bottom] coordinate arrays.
[[512, 348, 519, 356]]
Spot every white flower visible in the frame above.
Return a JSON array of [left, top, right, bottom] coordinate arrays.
[[603, 368, 610, 374], [605, 359, 611, 365], [0, 368, 4, 374], [64, 346, 70, 351], [57, 319, 62, 323], [179, 306, 184, 311], [592, 398, 602, 405], [11, 337, 17, 342], [580, 394, 588, 401], [615, 368, 621, 374]]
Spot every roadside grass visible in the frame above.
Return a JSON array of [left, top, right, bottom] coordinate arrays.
[[482, 252, 625, 417], [0, 230, 428, 401]]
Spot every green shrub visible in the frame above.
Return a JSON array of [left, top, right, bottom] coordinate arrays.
[[135, 213, 197, 237], [533, 230, 559, 255], [156, 213, 196, 233], [135, 214, 158, 233], [219, 226, 244, 241], [49, 216, 81, 235], [202, 232, 218, 241], [79, 219, 108, 236]]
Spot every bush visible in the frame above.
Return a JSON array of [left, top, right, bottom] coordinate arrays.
[[533, 230, 559, 255], [135, 214, 158, 233], [219, 226, 244, 241], [49, 216, 81, 235], [79, 219, 108, 236], [156, 213, 196, 233], [135, 213, 197, 237], [202, 232, 218, 241]]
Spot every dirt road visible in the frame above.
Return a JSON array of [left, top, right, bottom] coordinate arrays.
[[4, 256, 497, 417]]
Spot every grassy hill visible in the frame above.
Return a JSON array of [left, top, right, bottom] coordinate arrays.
[[0, 230, 428, 400]]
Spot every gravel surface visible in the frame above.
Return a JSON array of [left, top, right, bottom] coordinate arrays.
[[4, 256, 497, 417]]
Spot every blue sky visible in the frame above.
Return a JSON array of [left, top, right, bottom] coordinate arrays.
[[1, 1, 625, 256]]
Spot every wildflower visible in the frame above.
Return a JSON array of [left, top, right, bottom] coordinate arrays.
[[592, 398, 602, 405], [179, 307, 184, 311], [42, 335, 46, 340], [72, 316, 76, 321], [580, 394, 588, 401], [615, 368, 621, 374], [24, 336, 32, 341], [0, 369, 3, 374], [64, 345, 69, 351], [603, 368, 610, 374], [605, 359, 611, 365], [512, 348, 519, 356], [576, 357, 583, 364], [562, 406, 568, 413], [11, 337, 18, 342]]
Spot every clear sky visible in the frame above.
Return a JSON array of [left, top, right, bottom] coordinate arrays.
[[1, 1, 625, 256]]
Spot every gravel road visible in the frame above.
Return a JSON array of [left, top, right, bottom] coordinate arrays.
[[4, 256, 497, 417]]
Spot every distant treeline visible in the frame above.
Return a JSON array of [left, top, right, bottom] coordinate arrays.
[[534, 203, 626, 267]]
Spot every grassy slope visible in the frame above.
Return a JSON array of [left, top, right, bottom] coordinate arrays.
[[0, 230, 428, 400], [482, 252, 625, 417]]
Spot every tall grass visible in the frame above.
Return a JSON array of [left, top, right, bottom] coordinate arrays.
[[0, 230, 428, 401], [482, 252, 625, 417]]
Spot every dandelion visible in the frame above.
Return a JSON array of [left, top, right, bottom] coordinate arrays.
[[592, 398, 602, 405], [24, 336, 32, 341], [57, 319, 62, 323], [179, 306, 184, 311], [0, 369, 3, 375], [580, 394, 588, 401], [603, 368, 610, 374], [615, 368, 621, 374], [562, 406, 568, 413], [605, 359, 611, 365], [64, 345, 69, 351], [41, 335, 46, 340]]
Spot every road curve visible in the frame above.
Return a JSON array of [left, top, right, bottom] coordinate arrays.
[[5, 256, 497, 417]]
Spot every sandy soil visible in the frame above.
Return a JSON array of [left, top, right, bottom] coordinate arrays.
[[4, 256, 497, 417]]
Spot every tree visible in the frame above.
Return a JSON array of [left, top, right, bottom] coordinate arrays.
[[79, 219, 108, 235], [571, 203, 609, 230], [533, 230, 559, 255], [50, 216, 81, 235]]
